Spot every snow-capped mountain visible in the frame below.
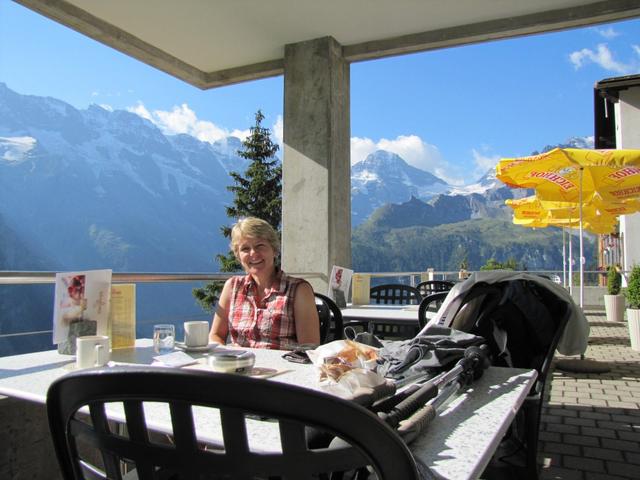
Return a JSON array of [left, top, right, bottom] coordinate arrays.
[[1, 82, 591, 271], [0, 82, 250, 271], [351, 150, 450, 225]]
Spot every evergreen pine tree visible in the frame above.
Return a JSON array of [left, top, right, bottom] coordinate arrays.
[[193, 110, 281, 312], [217, 109, 281, 270]]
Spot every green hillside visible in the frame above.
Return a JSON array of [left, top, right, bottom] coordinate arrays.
[[352, 218, 596, 272]]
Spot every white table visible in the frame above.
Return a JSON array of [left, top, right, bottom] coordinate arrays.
[[341, 304, 426, 338], [0, 340, 536, 480], [341, 304, 421, 326]]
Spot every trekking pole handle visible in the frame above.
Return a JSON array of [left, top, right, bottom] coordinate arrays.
[[378, 381, 438, 428], [397, 404, 437, 444]]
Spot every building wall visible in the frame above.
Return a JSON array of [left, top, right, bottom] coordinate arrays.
[[616, 88, 640, 274]]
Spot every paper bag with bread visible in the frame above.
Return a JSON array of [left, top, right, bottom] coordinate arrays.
[[307, 340, 386, 398]]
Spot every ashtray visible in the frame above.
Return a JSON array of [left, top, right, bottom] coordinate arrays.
[[208, 349, 255, 374]]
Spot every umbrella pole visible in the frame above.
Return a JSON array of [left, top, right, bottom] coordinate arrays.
[[579, 168, 584, 309], [569, 225, 573, 295], [562, 227, 567, 288]]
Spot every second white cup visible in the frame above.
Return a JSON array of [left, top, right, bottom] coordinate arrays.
[[76, 335, 110, 369], [184, 321, 209, 347]]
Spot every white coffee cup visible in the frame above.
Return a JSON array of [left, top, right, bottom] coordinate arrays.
[[184, 321, 209, 347], [76, 335, 110, 369]]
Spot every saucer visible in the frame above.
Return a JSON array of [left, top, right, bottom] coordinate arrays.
[[175, 342, 214, 353]]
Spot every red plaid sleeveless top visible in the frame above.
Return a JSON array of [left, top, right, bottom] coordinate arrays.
[[228, 271, 307, 349]]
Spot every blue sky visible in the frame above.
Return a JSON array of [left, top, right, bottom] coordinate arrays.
[[1, 1, 639, 185]]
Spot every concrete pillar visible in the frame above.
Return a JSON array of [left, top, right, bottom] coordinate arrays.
[[282, 37, 351, 292], [616, 88, 640, 272]]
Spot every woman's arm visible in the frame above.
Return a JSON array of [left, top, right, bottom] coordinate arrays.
[[293, 282, 321, 346], [209, 278, 233, 344]]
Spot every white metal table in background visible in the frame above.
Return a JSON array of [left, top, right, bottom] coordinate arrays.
[[340, 304, 420, 326]]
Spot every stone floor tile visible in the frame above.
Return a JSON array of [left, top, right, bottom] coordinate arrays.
[[548, 423, 581, 434], [617, 430, 640, 442], [582, 447, 624, 462], [606, 460, 640, 478], [580, 411, 612, 421], [606, 401, 639, 409], [563, 433, 600, 447], [597, 420, 635, 431], [540, 465, 584, 480], [601, 438, 639, 452], [543, 441, 581, 456], [539, 431, 562, 442], [581, 426, 617, 439], [564, 455, 605, 473], [565, 417, 597, 427], [584, 473, 628, 480]]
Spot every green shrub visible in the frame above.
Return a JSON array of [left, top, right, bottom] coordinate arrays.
[[607, 265, 622, 295], [626, 265, 640, 310], [192, 281, 222, 313]]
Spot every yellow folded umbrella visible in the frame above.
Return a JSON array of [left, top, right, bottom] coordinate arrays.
[[498, 148, 640, 306], [497, 148, 640, 204], [506, 195, 624, 234]]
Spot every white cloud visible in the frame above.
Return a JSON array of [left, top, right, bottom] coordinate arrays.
[[231, 128, 251, 141], [350, 137, 378, 165], [273, 115, 284, 148], [129, 102, 153, 121], [596, 27, 619, 40], [471, 148, 500, 179], [569, 43, 636, 74], [0, 136, 37, 162], [127, 102, 245, 144], [351, 134, 443, 169]]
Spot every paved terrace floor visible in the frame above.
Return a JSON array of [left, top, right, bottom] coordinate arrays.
[[539, 308, 640, 480]]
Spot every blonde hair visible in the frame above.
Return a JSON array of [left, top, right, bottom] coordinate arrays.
[[230, 217, 280, 258]]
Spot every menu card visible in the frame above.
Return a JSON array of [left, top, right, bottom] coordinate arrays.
[[328, 265, 353, 308], [53, 269, 112, 354], [351, 273, 371, 305], [108, 284, 136, 349]]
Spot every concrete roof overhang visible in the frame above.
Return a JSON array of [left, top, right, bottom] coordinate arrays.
[[14, 0, 640, 89]]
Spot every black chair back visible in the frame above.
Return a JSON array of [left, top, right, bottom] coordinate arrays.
[[417, 291, 449, 329], [314, 292, 344, 343], [416, 280, 455, 297], [47, 367, 420, 480], [369, 284, 422, 305]]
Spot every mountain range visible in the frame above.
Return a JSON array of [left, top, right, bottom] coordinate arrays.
[[0, 83, 596, 354], [2, 81, 518, 274], [351, 150, 450, 224]]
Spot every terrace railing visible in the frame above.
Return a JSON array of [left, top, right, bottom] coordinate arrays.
[[0, 269, 605, 356]]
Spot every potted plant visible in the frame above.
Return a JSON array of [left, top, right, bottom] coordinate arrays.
[[604, 265, 624, 322], [626, 265, 640, 351]]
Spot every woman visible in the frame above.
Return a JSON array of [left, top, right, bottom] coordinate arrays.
[[209, 217, 320, 349]]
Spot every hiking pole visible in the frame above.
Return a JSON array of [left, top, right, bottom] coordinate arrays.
[[378, 346, 488, 438], [395, 345, 490, 443], [368, 369, 448, 414], [350, 362, 455, 410]]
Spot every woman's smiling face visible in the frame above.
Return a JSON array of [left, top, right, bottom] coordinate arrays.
[[237, 236, 276, 276]]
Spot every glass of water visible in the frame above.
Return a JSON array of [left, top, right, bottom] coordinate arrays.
[[153, 324, 175, 353]]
